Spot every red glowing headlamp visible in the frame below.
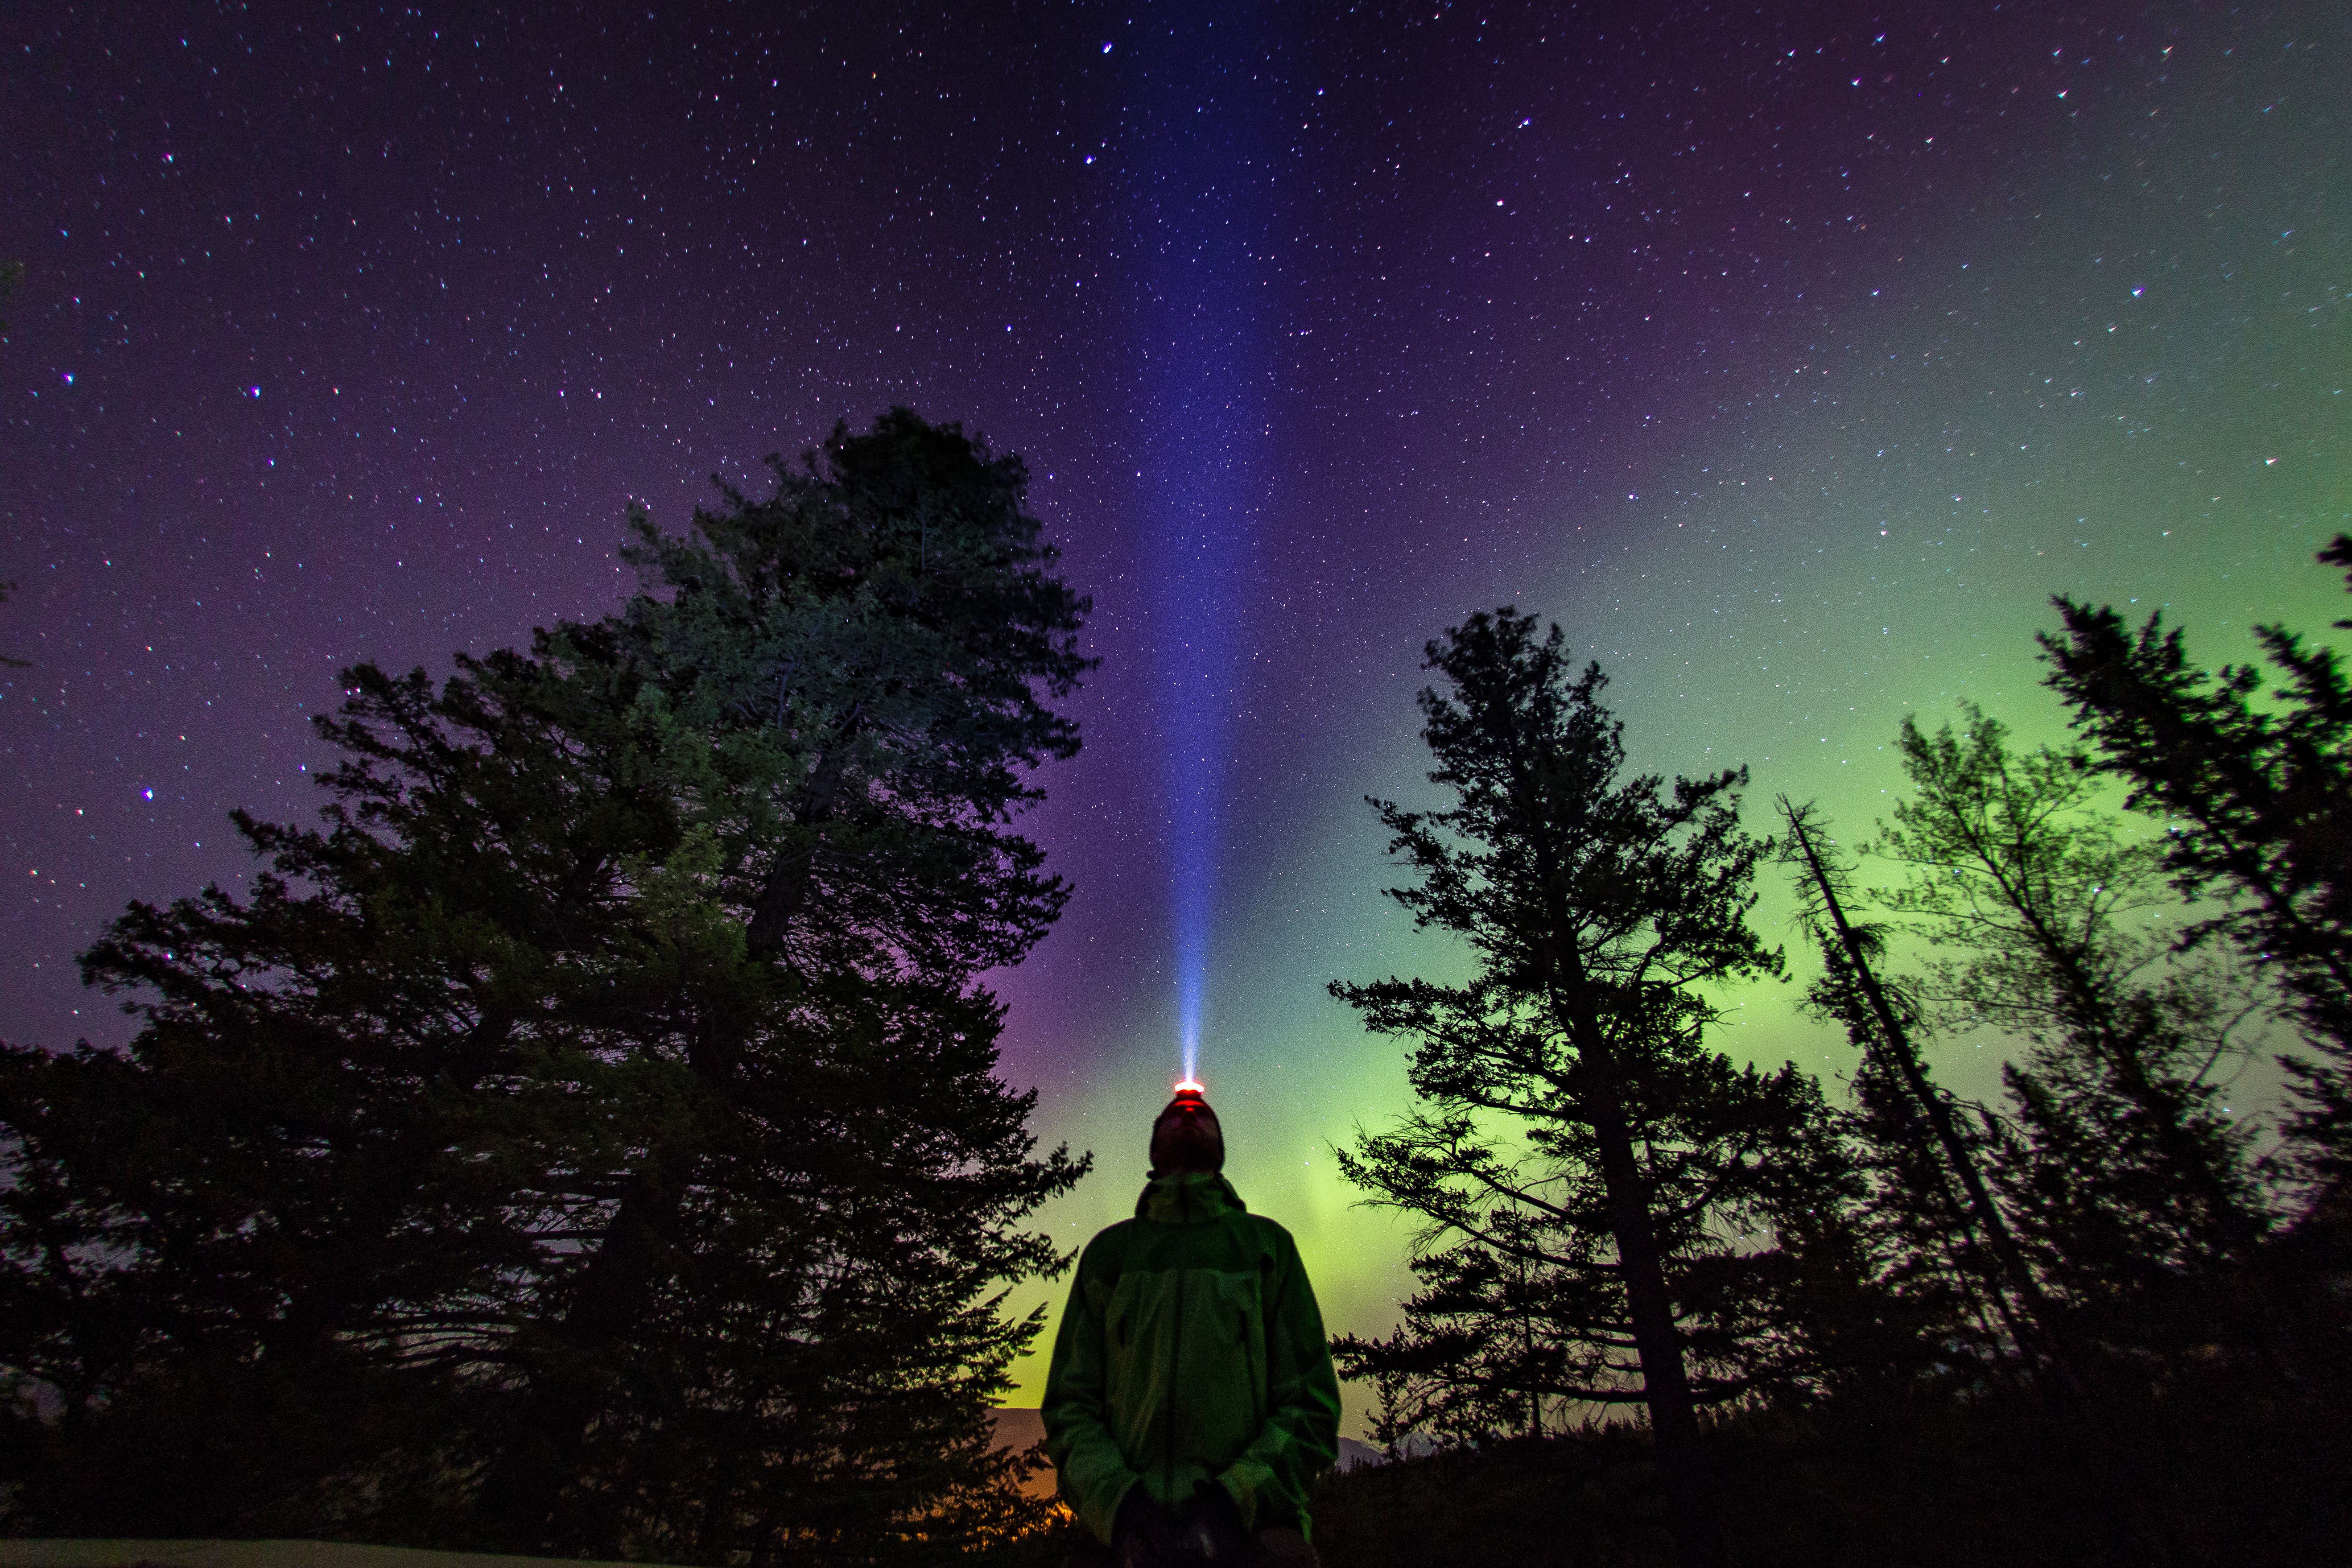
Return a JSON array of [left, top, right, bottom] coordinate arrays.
[[1152, 1078, 1222, 1173]]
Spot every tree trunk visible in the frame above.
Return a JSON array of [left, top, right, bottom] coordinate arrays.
[[1584, 1048, 1728, 1568], [482, 993, 761, 1548], [747, 716, 856, 960], [486, 733, 854, 1549], [1782, 809, 2083, 1393], [1543, 933, 1725, 1568], [479, 1145, 696, 1552], [1783, 810, 2181, 1565]]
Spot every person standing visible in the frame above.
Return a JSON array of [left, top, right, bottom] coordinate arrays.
[[1042, 1085, 1342, 1568]]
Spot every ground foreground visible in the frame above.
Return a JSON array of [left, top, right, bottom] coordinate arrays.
[[1296, 1391, 2348, 1568], [0, 1547, 644, 1568], [12, 1382, 2345, 1568]]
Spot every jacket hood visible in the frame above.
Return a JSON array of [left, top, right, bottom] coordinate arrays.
[[1135, 1170, 1248, 1224]]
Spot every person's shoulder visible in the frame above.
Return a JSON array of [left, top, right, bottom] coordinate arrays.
[[1082, 1216, 1142, 1249], [1234, 1208, 1303, 1257], [1077, 1217, 1143, 1273]]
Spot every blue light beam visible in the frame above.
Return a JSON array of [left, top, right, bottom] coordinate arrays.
[[1128, 8, 1288, 1086]]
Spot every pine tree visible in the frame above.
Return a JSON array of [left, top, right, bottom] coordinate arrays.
[[1328, 610, 1803, 1568], [1837, 1054, 2019, 1378], [1780, 801, 2069, 1387], [479, 409, 1094, 1553], [1, 647, 677, 1535], [1865, 707, 2272, 1355], [0, 411, 1093, 1559], [1332, 1044, 1847, 1453], [2039, 536, 2352, 1213]]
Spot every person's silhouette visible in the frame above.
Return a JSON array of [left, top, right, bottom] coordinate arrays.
[[1043, 1084, 1341, 1568]]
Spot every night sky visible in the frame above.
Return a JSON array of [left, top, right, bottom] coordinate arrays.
[[5, 2, 2347, 1431]]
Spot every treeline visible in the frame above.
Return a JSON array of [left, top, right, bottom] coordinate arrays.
[[7, 409, 2346, 1566], [0, 412, 1094, 1561], [1326, 540, 2352, 1568]]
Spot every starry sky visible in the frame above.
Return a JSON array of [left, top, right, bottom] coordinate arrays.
[[4, 2, 2348, 1431]]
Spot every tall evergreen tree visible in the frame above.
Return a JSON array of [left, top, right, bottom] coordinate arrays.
[[480, 409, 1094, 1552], [1, 645, 685, 1537], [1328, 610, 1801, 1568], [1332, 1036, 1848, 1453], [1836, 1055, 2020, 1376], [0, 410, 1093, 1560], [2040, 536, 2352, 1205], [1778, 805, 2025, 1385], [1866, 708, 2271, 1351]]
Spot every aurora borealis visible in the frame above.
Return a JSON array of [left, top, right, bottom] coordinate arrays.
[[3, 3, 2347, 1435]]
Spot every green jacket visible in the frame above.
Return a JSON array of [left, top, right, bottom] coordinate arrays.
[[1041, 1172, 1342, 1544]]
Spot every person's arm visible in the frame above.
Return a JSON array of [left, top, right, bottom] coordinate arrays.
[[1041, 1246, 1143, 1543], [1218, 1234, 1342, 1533]]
